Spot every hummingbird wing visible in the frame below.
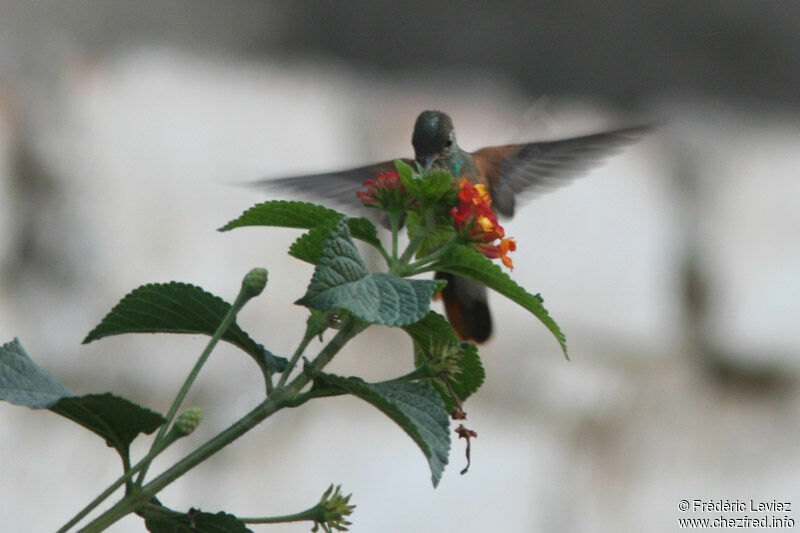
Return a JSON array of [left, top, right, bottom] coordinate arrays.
[[249, 159, 413, 212], [473, 125, 652, 217]]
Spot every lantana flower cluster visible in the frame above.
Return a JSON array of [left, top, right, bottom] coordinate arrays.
[[449, 179, 516, 269], [357, 170, 516, 270], [356, 172, 417, 212]]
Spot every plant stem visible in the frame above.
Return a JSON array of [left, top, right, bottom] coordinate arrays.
[[240, 505, 322, 525], [406, 238, 458, 272], [399, 207, 437, 264], [121, 453, 133, 495], [74, 318, 366, 532], [373, 239, 392, 266], [135, 287, 251, 486], [76, 395, 288, 532], [276, 322, 316, 389], [399, 231, 426, 264], [390, 211, 400, 260], [56, 429, 179, 533], [298, 318, 367, 387], [264, 364, 274, 395], [374, 366, 431, 385]]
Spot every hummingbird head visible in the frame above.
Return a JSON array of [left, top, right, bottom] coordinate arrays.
[[412, 110, 456, 170]]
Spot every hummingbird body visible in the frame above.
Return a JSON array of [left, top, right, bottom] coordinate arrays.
[[432, 148, 479, 181], [257, 111, 650, 342]]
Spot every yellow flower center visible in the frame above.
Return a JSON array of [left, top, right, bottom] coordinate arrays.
[[477, 216, 494, 232]]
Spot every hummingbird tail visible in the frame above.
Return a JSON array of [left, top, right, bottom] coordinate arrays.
[[435, 272, 492, 343]]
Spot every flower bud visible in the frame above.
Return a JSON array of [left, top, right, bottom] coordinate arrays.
[[317, 484, 355, 530], [175, 407, 203, 436], [241, 268, 268, 298]]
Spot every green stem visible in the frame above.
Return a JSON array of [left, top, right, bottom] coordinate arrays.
[[376, 242, 392, 266], [399, 207, 437, 264], [390, 211, 400, 260], [406, 238, 458, 273], [398, 231, 426, 265], [240, 504, 323, 525], [298, 317, 367, 388], [276, 322, 317, 389], [57, 428, 183, 533], [264, 364, 274, 395], [121, 453, 133, 495], [76, 396, 287, 532], [135, 287, 251, 487], [375, 366, 431, 385], [74, 318, 366, 532]]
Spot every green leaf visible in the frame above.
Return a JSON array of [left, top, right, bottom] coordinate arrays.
[[50, 393, 166, 458], [218, 200, 344, 232], [297, 220, 439, 326], [403, 312, 485, 411], [312, 371, 450, 487], [299, 217, 368, 281], [417, 170, 455, 201], [222, 200, 382, 262], [83, 282, 287, 372], [347, 216, 382, 248], [0, 341, 165, 459], [403, 311, 455, 348], [0, 338, 73, 409], [144, 509, 252, 533], [289, 225, 330, 264], [290, 217, 381, 265], [398, 164, 421, 196], [435, 245, 569, 359], [301, 272, 440, 327], [406, 211, 457, 258], [394, 159, 414, 182], [398, 163, 453, 206]]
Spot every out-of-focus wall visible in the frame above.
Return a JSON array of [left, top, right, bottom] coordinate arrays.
[[1, 3, 798, 532]]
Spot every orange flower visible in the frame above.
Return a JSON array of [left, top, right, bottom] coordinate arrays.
[[450, 179, 516, 269]]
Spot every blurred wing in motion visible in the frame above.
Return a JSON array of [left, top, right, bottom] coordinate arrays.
[[476, 125, 653, 216], [249, 159, 413, 212]]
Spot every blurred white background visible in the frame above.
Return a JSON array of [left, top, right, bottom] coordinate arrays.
[[1, 2, 799, 532]]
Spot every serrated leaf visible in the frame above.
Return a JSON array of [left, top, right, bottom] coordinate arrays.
[[0, 338, 73, 408], [144, 509, 252, 533], [0, 341, 165, 460], [50, 393, 166, 458], [218, 200, 344, 232], [312, 371, 450, 487], [346, 216, 379, 242], [403, 312, 485, 411], [449, 342, 484, 407], [435, 245, 569, 359], [297, 220, 438, 326], [302, 272, 440, 327], [289, 225, 330, 264], [83, 282, 287, 372], [398, 164, 453, 206], [299, 217, 369, 281], [290, 217, 381, 265], [219, 201, 382, 254], [403, 311, 456, 347], [406, 211, 457, 258], [418, 170, 455, 200]]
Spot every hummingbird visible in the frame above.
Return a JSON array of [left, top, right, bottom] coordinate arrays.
[[256, 110, 650, 343]]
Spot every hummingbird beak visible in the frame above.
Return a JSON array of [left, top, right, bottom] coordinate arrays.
[[416, 153, 438, 170]]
